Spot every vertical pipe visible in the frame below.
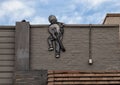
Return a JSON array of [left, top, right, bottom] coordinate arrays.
[[88, 24, 93, 65]]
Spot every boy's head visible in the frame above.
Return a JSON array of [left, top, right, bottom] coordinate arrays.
[[48, 15, 57, 24]]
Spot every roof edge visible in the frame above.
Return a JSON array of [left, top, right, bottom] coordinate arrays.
[[103, 13, 120, 24]]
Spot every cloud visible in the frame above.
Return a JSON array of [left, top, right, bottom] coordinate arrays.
[[58, 12, 83, 24], [0, 0, 35, 25], [39, 0, 49, 4], [67, 0, 120, 24], [0, 0, 120, 25], [30, 16, 48, 24], [71, 0, 109, 7]]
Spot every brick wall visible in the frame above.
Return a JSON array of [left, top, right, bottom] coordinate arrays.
[[31, 25, 120, 71], [91, 27, 120, 71]]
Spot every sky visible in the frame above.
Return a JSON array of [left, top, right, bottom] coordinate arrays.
[[0, 0, 120, 25]]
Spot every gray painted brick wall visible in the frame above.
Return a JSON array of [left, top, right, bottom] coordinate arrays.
[[91, 28, 120, 71], [31, 26, 120, 71]]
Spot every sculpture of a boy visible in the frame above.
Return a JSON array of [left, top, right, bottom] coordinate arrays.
[[47, 15, 66, 58]]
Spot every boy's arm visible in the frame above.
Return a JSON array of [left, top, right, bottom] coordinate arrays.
[[58, 22, 64, 35], [48, 27, 57, 39]]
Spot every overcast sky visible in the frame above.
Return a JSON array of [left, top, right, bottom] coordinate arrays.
[[0, 0, 120, 25]]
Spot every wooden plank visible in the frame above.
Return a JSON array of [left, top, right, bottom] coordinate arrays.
[[48, 71, 120, 74], [48, 71, 120, 85], [15, 22, 30, 71], [0, 31, 15, 37], [0, 49, 14, 54], [0, 55, 14, 60], [48, 82, 54, 85], [0, 67, 14, 71], [0, 43, 14, 49], [0, 79, 12, 84], [0, 61, 14, 65], [49, 81, 120, 85], [48, 77, 120, 82], [0, 38, 14, 43], [48, 74, 120, 78]]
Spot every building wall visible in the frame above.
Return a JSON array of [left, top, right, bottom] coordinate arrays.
[[0, 23, 119, 85], [103, 17, 120, 24], [0, 26, 15, 85], [103, 14, 120, 40], [31, 25, 120, 71]]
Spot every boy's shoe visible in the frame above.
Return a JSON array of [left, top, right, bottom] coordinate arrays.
[[48, 47, 54, 51], [56, 54, 60, 58]]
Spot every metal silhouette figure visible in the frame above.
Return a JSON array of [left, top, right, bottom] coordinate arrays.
[[47, 15, 66, 58]]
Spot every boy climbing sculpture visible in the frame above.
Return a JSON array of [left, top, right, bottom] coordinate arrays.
[[47, 15, 66, 58]]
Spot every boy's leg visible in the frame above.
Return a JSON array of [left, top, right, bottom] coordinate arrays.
[[55, 40, 60, 58], [47, 36, 54, 51]]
